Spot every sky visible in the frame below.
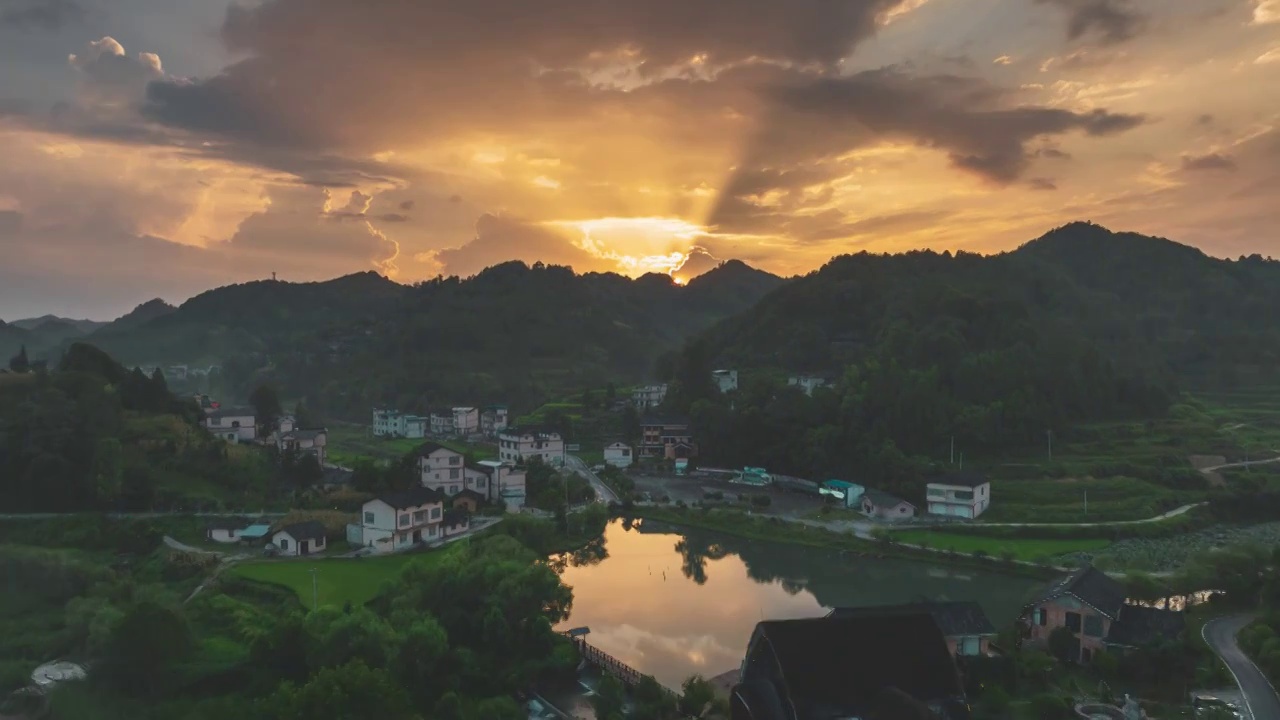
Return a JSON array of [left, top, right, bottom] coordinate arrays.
[[0, 0, 1277, 320]]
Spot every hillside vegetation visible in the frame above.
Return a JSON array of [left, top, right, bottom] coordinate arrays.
[[662, 223, 1280, 503]]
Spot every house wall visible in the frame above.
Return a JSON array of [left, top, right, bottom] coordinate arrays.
[[944, 636, 992, 657], [1026, 596, 1112, 662], [207, 528, 239, 543], [861, 498, 916, 520], [419, 449, 466, 492], [925, 482, 991, 519], [604, 445, 633, 468], [206, 415, 256, 441], [462, 467, 491, 496], [270, 530, 326, 556], [453, 496, 478, 512], [453, 408, 479, 434], [361, 498, 443, 551], [498, 434, 564, 464]]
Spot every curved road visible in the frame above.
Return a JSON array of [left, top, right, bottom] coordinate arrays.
[[565, 455, 619, 504], [1203, 615, 1280, 720]]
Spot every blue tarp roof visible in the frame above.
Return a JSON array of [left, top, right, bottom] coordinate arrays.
[[823, 480, 860, 490], [239, 524, 272, 538]]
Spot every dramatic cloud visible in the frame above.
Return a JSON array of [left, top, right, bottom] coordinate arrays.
[[428, 214, 617, 278], [68, 37, 165, 109], [672, 247, 723, 281], [1180, 153, 1238, 172], [0, 0, 83, 30], [1036, 0, 1145, 45], [1256, 0, 1280, 25]]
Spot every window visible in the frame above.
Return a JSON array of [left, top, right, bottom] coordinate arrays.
[[431, 507, 441, 519], [398, 532, 406, 542], [1081, 648, 1093, 663], [449, 468, 460, 479], [399, 514, 410, 527], [477, 478, 486, 488], [960, 637, 981, 656], [413, 510, 425, 523], [1033, 608, 1046, 626], [450, 455, 461, 465], [231, 420, 241, 428], [363, 511, 375, 524], [1084, 615, 1104, 638], [449, 485, 458, 495], [279, 538, 289, 550], [1065, 612, 1082, 633], [953, 490, 974, 501]]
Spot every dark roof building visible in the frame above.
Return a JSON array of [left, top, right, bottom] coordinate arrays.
[[377, 487, 445, 509], [452, 488, 486, 505], [829, 601, 996, 638], [928, 472, 988, 488], [1027, 565, 1126, 620], [862, 488, 913, 508], [1105, 605, 1187, 648], [275, 521, 326, 541], [206, 406, 255, 420], [414, 441, 455, 457], [280, 428, 326, 441]]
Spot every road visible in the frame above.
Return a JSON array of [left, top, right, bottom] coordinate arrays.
[[1199, 456, 1280, 474], [958, 502, 1206, 528], [565, 455, 619, 504], [1203, 615, 1280, 720]]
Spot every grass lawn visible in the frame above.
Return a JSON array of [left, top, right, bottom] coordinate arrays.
[[326, 423, 498, 466], [890, 529, 1111, 562], [228, 545, 457, 607]]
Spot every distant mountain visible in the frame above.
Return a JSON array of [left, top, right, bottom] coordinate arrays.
[[10, 315, 107, 333], [103, 299, 177, 332], [0, 316, 96, 362]]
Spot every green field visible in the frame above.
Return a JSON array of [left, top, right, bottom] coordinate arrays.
[[890, 530, 1111, 562], [326, 424, 498, 466], [982, 476, 1194, 523], [228, 547, 456, 607]]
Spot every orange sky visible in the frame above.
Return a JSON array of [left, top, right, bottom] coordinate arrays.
[[0, 0, 1277, 318]]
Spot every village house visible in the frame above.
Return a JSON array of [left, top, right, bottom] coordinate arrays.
[[1023, 565, 1186, 663], [429, 410, 454, 436], [276, 415, 295, 434], [441, 508, 470, 537], [269, 521, 327, 556], [355, 487, 445, 552], [632, 384, 668, 409], [205, 519, 250, 543], [639, 417, 697, 460], [204, 406, 256, 442], [712, 369, 739, 393], [860, 489, 917, 520], [926, 472, 992, 519], [829, 601, 997, 657], [464, 460, 527, 510], [480, 405, 509, 435], [820, 480, 864, 508], [277, 428, 328, 465], [787, 374, 827, 396], [372, 409, 428, 439], [416, 442, 466, 493], [604, 442, 633, 468], [453, 406, 479, 435], [450, 488, 486, 513], [498, 427, 566, 466]]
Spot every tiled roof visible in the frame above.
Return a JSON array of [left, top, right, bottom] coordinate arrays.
[[276, 521, 326, 541], [206, 406, 255, 420], [1029, 565, 1126, 619], [1105, 605, 1186, 647], [414, 441, 458, 457], [452, 488, 486, 503], [863, 488, 913, 508], [376, 486, 445, 509]]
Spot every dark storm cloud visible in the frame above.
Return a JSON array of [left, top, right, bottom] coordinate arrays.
[[1036, 0, 1146, 45], [141, 0, 908, 149], [0, 0, 84, 30], [1180, 152, 1238, 172]]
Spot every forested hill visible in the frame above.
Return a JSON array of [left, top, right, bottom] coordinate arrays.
[[699, 222, 1280, 389], [665, 223, 1279, 488], [262, 259, 785, 417]]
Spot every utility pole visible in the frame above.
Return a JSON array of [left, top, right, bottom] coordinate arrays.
[[310, 567, 318, 611], [950, 436, 955, 465], [1047, 429, 1053, 461], [959, 452, 964, 470]]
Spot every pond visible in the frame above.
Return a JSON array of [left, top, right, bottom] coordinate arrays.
[[553, 518, 1044, 690]]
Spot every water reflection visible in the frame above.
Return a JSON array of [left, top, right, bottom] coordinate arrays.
[[553, 519, 1042, 688]]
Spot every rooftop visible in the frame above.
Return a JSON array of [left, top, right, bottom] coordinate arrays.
[[414, 441, 460, 457], [206, 406, 255, 420], [928, 472, 988, 488], [280, 428, 327, 441], [1105, 604, 1187, 648], [376, 486, 446, 509], [862, 488, 913, 508], [1028, 565, 1126, 619], [276, 521, 326, 541]]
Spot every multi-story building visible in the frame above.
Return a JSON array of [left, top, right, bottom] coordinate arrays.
[[416, 442, 466, 493], [639, 416, 696, 460], [498, 427, 565, 465], [355, 487, 445, 552], [925, 473, 991, 519], [604, 442, 633, 468], [453, 406, 479, 435], [465, 460, 527, 510], [480, 405, 509, 435], [429, 410, 454, 436], [277, 428, 328, 465], [373, 409, 428, 438], [632, 384, 668, 409], [204, 407, 256, 442], [787, 374, 827, 396]]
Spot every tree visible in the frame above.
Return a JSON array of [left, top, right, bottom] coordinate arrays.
[[8, 344, 29, 373], [1048, 626, 1078, 663], [250, 384, 283, 433], [634, 675, 678, 720], [294, 399, 320, 428], [303, 605, 398, 671], [621, 403, 641, 443], [582, 388, 597, 412], [592, 674, 626, 720], [98, 600, 195, 696], [394, 617, 450, 705], [605, 382, 617, 406], [263, 659, 415, 720], [679, 674, 717, 718]]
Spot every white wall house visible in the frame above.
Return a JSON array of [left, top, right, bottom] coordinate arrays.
[[712, 369, 739, 393], [498, 428, 565, 466], [356, 488, 445, 553], [276, 415, 296, 434], [465, 460, 527, 510], [480, 405, 509, 435], [787, 375, 827, 396], [416, 442, 467, 494], [926, 473, 991, 519], [604, 442, 633, 468], [270, 521, 327, 556], [430, 411, 453, 436], [204, 407, 256, 442], [278, 428, 328, 465], [372, 408, 399, 437], [453, 407, 479, 435], [632, 384, 668, 409]]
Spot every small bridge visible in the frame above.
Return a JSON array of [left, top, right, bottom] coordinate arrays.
[[560, 628, 679, 697]]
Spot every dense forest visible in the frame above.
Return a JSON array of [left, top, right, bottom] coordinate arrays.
[[0, 343, 273, 512], [657, 223, 1280, 500]]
